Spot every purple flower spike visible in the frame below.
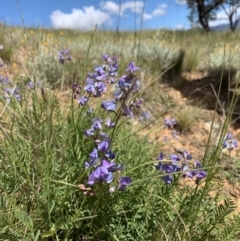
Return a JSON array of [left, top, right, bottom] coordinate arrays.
[[126, 62, 140, 73], [102, 101, 117, 112], [118, 176, 132, 191]]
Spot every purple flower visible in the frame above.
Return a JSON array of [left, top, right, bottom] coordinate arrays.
[[28, 81, 34, 89], [102, 160, 115, 170], [123, 104, 134, 118], [0, 45, 3, 50], [162, 174, 173, 184], [91, 117, 102, 130], [4, 87, 21, 102], [154, 162, 163, 171], [118, 76, 128, 89], [58, 49, 72, 64], [85, 159, 96, 169], [99, 131, 108, 138], [164, 118, 178, 128], [87, 166, 113, 185], [134, 98, 144, 108], [102, 54, 109, 61], [194, 160, 202, 169], [172, 130, 179, 139], [95, 82, 106, 97], [139, 111, 151, 122], [95, 66, 104, 75], [162, 136, 168, 142], [154, 153, 164, 170], [126, 62, 140, 73], [102, 101, 117, 112], [105, 149, 116, 159], [114, 88, 126, 100], [84, 84, 95, 95], [182, 165, 194, 178], [196, 170, 207, 181], [170, 154, 181, 162], [105, 118, 115, 128], [72, 83, 81, 99], [183, 151, 192, 160], [102, 54, 118, 83], [162, 163, 178, 173], [118, 176, 132, 191], [109, 163, 124, 172], [0, 76, 9, 84], [223, 134, 238, 150], [184, 160, 207, 181], [157, 153, 164, 161], [98, 139, 110, 152], [84, 128, 95, 137], [131, 79, 141, 92], [85, 149, 99, 168], [78, 96, 88, 106], [89, 148, 98, 160]]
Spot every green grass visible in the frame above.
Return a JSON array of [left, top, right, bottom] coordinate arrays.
[[0, 24, 240, 240]]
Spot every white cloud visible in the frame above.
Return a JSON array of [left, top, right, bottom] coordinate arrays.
[[100, 1, 166, 21], [176, 0, 186, 5], [50, 1, 168, 29], [121, 1, 144, 13], [175, 24, 184, 29], [152, 4, 167, 17], [143, 3, 167, 20], [50, 6, 112, 30], [209, 8, 240, 27], [100, 1, 144, 15], [100, 1, 119, 15], [143, 13, 152, 20]]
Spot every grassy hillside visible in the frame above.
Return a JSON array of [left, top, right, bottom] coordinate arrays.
[[0, 24, 240, 240]]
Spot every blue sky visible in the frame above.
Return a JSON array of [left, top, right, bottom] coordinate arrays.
[[0, 0, 233, 30], [0, 0, 191, 30]]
